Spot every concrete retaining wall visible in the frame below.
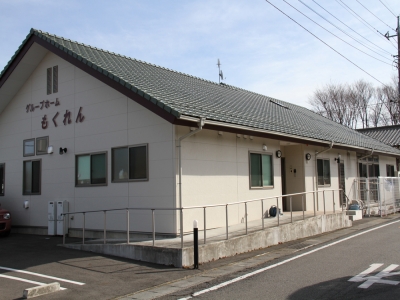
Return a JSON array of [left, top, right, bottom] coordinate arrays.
[[62, 213, 351, 268]]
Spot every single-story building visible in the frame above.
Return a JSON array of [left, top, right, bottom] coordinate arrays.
[[1, 29, 400, 237]]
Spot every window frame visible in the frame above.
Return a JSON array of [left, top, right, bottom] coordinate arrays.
[[111, 144, 149, 183], [0, 163, 4, 196], [36, 136, 49, 155], [248, 151, 274, 189], [75, 151, 108, 187], [23, 138, 35, 157], [23, 159, 41, 195], [317, 158, 331, 187]]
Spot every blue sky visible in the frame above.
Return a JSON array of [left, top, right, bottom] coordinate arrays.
[[0, 0, 398, 108]]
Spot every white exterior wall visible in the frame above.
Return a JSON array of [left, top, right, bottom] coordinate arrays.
[[176, 126, 282, 232], [0, 51, 176, 234]]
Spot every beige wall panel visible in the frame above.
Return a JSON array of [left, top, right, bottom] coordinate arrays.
[[128, 123, 172, 144], [75, 113, 127, 137], [149, 159, 174, 179], [74, 131, 127, 153], [0, 118, 31, 137], [128, 196, 175, 209], [127, 108, 167, 129], [75, 85, 123, 107], [74, 73, 106, 94], [148, 141, 174, 162], [128, 178, 174, 197], [81, 97, 127, 121]]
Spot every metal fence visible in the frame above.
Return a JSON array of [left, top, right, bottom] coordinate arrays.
[[62, 189, 343, 248], [352, 177, 400, 217]]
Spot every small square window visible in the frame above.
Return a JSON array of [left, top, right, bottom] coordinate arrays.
[[23, 139, 35, 157], [36, 136, 49, 155]]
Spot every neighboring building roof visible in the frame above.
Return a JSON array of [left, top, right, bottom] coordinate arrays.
[[1, 29, 400, 156], [358, 125, 400, 148]]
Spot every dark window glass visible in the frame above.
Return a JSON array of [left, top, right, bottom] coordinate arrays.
[[36, 136, 49, 155], [23, 160, 41, 195], [47, 68, 52, 95], [250, 154, 262, 187], [52, 66, 58, 93], [317, 159, 330, 186], [112, 147, 128, 181], [0, 163, 4, 196], [387, 165, 395, 177], [91, 153, 106, 184], [129, 146, 147, 180]]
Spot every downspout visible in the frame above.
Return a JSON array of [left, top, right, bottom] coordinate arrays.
[[358, 148, 374, 161], [314, 141, 334, 214]]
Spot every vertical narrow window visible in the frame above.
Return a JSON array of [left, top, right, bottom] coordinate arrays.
[[47, 67, 52, 95], [112, 144, 148, 182], [23, 139, 35, 157], [23, 160, 41, 195], [76, 152, 107, 186], [0, 163, 4, 196], [249, 152, 274, 188], [317, 158, 331, 186], [52, 66, 58, 93]]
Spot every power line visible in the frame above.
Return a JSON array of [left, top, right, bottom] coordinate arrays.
[[335, 0, 397, 49], [264, 0, 387, 86], [311, 0, 392, 56], [355, 0, 395, 31], [379, 0, 397, 18], [299, 0, 392, 60], [283, 0, 392, 65]]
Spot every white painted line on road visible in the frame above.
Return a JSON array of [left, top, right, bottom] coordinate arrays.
[[178, 219, 400, 300], [0, 266, 85, 285], [349, 264, 400, 288], [0, 274, 67, 290]]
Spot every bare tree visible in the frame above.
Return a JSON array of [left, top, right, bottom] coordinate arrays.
[[309, 78, 398, 129]]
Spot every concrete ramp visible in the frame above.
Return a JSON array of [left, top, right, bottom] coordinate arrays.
[[62, 212, 351, 268]]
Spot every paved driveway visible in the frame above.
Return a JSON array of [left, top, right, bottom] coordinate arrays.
[[0, 234, 197, 300]]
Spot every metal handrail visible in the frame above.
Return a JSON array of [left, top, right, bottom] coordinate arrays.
[[62, 188, 343, 247]]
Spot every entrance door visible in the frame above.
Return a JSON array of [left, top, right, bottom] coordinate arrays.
[[338, 162, 345, 206], [281, 158, 287, 211]]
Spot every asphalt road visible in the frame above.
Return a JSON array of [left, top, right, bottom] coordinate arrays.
[[165, 219, 400, 300]]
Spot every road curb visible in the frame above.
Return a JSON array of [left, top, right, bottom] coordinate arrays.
[[23, 282, 60, 299]]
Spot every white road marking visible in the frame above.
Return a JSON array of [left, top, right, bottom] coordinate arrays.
[[349, 264, 400, 288], [178, 219, 400, 300], [0, 266, 85, 285], [0, 274, 67, 290]]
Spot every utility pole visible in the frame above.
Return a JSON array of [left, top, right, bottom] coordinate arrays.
[[384, 16, 400, 117]]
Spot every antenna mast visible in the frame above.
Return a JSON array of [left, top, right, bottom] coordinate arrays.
[[217, 59, 224, 83]]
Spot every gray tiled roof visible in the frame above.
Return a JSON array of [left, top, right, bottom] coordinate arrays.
[[358, 125, 400, 148], [2, 29, 400, 156]]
